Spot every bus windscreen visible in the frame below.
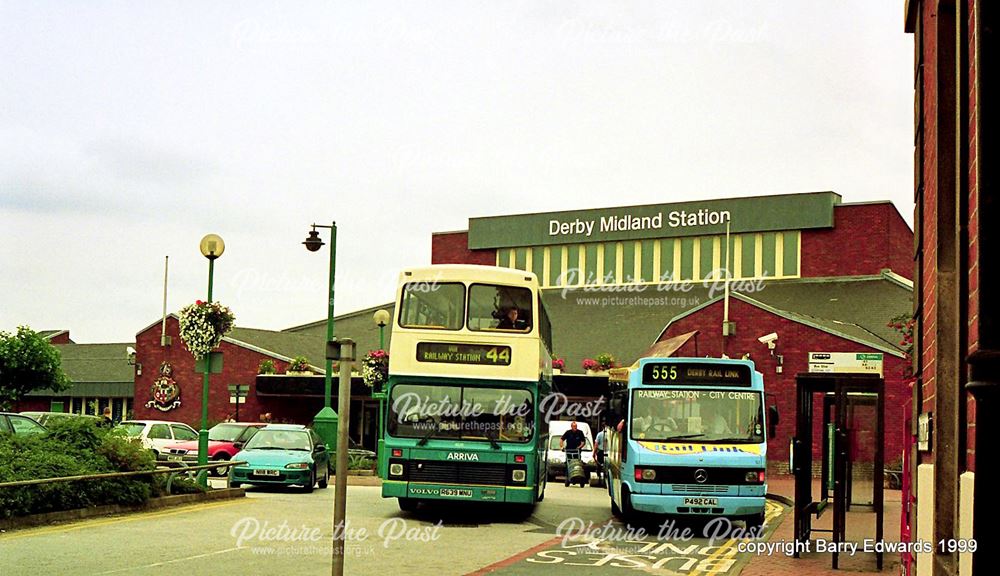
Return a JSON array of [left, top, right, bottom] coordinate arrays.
[[630, 388, 764, 443]]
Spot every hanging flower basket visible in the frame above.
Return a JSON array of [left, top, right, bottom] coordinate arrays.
[[362, 349, 389, 390], [178, 300, 235, 360]]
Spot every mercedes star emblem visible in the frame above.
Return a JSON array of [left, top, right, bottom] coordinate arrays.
[[694, 468, 708, 483]]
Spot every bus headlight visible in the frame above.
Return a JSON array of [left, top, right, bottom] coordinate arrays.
[[512, 469, 526, 483], [389, 463, 404, 477]]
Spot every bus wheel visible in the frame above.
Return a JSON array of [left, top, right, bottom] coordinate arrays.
[[398, 498, 418, 512], [621, 486, 636, 522], [746, 512, 765, 537]]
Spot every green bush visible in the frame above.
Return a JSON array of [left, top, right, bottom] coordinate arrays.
[[0, 419, 157, 518], [347, 454, 374, 471]]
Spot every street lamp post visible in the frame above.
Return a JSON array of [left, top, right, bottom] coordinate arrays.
[[304, 223, 339, 450], [197, 234, 225, 483], [372, 309, 390, 473]]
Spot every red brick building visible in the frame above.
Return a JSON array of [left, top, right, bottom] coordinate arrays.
[[905, 2, 993, 574], [431, 192, 914, 475]]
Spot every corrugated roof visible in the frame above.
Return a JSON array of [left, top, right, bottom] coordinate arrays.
[[27, 342, 135, 397]]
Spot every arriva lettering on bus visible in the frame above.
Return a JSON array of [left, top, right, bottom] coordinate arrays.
[[446, 452, 479, 461]]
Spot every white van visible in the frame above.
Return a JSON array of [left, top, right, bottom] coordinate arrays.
[[546, 420, 596, 481]]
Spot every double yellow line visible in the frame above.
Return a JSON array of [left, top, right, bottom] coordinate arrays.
[[0, 499, 250, 541], [690, 500, 785, 576]]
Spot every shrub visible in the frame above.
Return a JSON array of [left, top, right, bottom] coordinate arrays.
[[0, 421, 156, 518], [286, 356, 310, 373], [258, 359, 276, 374]]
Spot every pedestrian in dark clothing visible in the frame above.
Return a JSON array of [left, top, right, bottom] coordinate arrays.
[[560, 422, 587, 487]]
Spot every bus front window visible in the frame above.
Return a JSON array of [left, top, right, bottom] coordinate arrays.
[[388, 384, 534, 443], [468, 284, 533, 332], [631, 389, 764, 443], [398, 282, 465, 330]]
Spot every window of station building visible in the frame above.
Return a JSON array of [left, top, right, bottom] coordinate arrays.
[[504, 230, 800, 288], [468, 284, 533, 332], [398, 282, 466, 330]]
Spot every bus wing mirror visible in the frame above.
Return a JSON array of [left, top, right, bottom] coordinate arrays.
[[767, 405, 779, 438]]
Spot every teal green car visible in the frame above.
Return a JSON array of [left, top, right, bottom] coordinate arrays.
[[230, 424, 330, 492]]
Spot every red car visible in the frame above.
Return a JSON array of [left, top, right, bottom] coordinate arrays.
[[159, 422, 266, 476]]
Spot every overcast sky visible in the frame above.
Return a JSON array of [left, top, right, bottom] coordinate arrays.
[[1, 1, 913, 343]]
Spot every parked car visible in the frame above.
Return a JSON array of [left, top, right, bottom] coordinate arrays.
[[159, 422, 266, 476], [230, 424, 330, 492], [115, 420, 199, 455], [546, 420, 596, 481], [20, 411, 101, 427], [0, 412, 47, 435]]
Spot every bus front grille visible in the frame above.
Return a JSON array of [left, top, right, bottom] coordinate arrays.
[[671, 484, 729, 493], [408, 461, 508, 486]]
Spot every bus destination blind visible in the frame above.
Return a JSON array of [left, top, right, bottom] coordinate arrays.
[[416, 342, 512, 366], [642, 363, 752, 387]]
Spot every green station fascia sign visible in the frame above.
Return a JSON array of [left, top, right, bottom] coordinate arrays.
[[467, 191, 841, 249]]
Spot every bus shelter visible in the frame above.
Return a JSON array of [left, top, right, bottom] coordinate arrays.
[[791, 372, 885, 570]]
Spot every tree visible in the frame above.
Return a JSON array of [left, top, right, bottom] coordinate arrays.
[[0, 326, 70, 410]]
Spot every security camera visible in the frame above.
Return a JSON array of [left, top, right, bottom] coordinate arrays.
[[126, 346, 137, 356], [757, 333, 778, 349]]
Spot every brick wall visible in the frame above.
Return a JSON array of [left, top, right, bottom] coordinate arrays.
[[965, 0, 979, 473], [801, 203, 914, 280], [133, 317, 284, 427], [430, 231, 496, 265], [661, 297, 909, 474]]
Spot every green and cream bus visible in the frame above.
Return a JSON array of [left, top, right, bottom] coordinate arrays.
[[380, 265, 553, 511]]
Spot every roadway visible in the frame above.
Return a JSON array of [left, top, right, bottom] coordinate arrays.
[[0, 479, 786, 576]]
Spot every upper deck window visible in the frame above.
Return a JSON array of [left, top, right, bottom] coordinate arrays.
[[398, 282, 466, 330], [468, 284, 533, 332]]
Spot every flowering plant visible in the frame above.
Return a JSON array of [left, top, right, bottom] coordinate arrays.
[[888, 313, 915, 378], [582, 358, 600, 371], [178, 300, 235, 360], [286, 356, 310, 373], [362, 349, 389, 388], [595, 353, 616, 370], [258, 359, 276, 374], [552, 357, 565, 370]]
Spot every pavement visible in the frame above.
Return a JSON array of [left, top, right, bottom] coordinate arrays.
[[743, 475, 903, 576]]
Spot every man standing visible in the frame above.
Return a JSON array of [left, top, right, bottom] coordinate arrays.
[[559, 421, 586, 487], [594, 427, 606, 482]]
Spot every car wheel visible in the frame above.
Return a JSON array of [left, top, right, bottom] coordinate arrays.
[[397, 497, 418, 512], [303, 471, 315, 493], [211, 454, 231, 477], [318, 466, 329, 489]]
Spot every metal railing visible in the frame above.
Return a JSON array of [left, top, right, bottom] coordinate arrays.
[[0, 461, 247, 494]]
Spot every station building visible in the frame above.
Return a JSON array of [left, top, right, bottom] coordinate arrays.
[[431, 191, 915, 472], [28, 191, 914, 470]]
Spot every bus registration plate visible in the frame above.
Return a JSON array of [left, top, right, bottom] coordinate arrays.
[[683, 497, 719, 506], [440, 488, 473, 498]]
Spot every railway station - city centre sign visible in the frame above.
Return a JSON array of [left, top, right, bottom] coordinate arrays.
[[467, 191, 840, 249]]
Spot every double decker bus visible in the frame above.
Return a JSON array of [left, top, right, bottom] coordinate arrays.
[[380, 265, 552, 511], [605, 357, 776, 530]]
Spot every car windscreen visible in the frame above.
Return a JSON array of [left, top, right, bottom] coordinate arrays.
[[548, 435, 593, 451], [389, 384, 533, 443], [117, 422, 146, 437], [630, 388, 764, 443], [244, 430, 311, 451], [209, 424, 248, 442]]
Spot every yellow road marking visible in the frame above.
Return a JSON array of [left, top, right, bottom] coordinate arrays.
[[0, 498, 251, 541], [692, 500, 787, 576]]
